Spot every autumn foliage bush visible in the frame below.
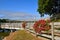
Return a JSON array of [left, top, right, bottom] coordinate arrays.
[[33, 19, 51, 33]]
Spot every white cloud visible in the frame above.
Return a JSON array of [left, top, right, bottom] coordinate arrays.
[[0, 10, 40, 21]]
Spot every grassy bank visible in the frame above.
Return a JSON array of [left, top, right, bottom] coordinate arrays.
[[0, 32, 10, 40]]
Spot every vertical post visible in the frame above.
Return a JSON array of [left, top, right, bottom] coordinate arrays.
[[34, 16, 37, 35], [51, 22, 54, 40], [11, 29, 13, 32], [28, 22, 29, 29]]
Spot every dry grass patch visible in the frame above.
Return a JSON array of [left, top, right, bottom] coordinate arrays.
[[4, 30, 42, 40]]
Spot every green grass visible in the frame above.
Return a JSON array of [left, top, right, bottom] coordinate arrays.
[[0, 32, 10, 39]]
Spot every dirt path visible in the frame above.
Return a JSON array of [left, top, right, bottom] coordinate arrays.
[[3, 30, 47, 40]]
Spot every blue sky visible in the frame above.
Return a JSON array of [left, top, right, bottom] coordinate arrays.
[[0, 0, 49, 21]]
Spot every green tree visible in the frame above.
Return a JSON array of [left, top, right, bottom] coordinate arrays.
[[0, 19, 9, 23], [38, 0, 60, 21], [38, 0, 60, 16]]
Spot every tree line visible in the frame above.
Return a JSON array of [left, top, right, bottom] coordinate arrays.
[[0, 19, 9, 23]]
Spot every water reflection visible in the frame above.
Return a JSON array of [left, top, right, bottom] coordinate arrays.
[[0, 28, 16, 32], [0, 28, 16, 40]]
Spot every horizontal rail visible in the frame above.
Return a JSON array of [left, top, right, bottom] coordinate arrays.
[[26, 28, 60, 40]]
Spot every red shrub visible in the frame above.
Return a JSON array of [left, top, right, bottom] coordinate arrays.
[[22, 21, 27, 29], [33, 19, 51, 33]]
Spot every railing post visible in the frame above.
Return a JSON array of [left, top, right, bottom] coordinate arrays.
[[51, 22, 54, 40], [11, 29, 13, 32]]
